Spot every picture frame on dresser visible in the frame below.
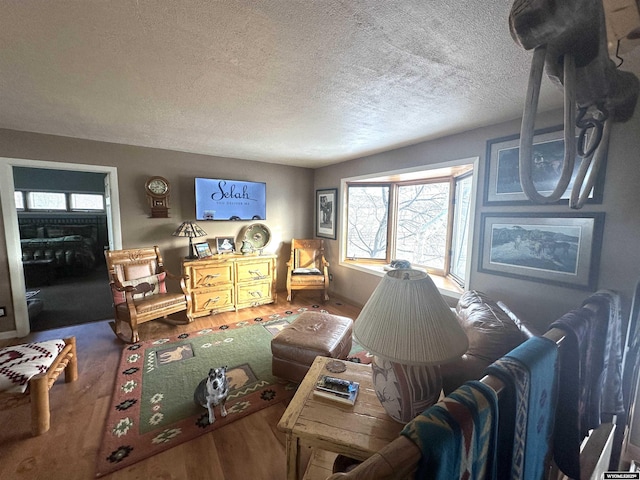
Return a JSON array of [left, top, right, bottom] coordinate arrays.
[[478, 212, 605, 290], [216, 237, 235, 254], [194, 242, 213, 259], [483, 125, 606, 205], [316, 188, 337, 240]]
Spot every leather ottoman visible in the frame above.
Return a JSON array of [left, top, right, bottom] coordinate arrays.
[[271, 311, 353, 383]]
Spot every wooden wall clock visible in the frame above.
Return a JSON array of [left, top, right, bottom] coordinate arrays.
[[145, 176, 170, 218]]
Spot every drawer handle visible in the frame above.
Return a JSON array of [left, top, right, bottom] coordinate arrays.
[[200, 274, 221, 286], [248, 291, 262, 298], [248, 269, 267, 279], [203, 297, 221, 308]]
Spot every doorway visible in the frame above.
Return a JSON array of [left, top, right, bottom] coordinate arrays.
[[0, 158, 122, 338]]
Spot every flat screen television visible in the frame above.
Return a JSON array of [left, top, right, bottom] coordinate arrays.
[[195, 178, 266, 221]]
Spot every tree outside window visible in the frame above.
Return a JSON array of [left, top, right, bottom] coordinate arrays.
[[344, 166, 473, 285]]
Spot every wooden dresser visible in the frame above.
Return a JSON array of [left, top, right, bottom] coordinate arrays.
[[182, 254, 277, 318]]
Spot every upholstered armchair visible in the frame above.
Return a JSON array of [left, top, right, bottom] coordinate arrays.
[[286, 239, 329, 302], [105, 246, 193, 343]]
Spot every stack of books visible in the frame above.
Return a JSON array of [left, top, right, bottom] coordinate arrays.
[[313, 375, 359, 405]]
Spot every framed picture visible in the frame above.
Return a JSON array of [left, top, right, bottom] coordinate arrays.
[[194, 242, 213, 259], [316, 188, 337, 240], [483, 126, 606, 205], [478, 212, 605, 290], [216, 236, 235, 254]]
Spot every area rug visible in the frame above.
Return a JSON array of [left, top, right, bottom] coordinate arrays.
[[96, 305, 369, 477]]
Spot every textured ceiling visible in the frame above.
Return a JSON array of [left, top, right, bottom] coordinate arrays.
[[1, 1, 639, 168]]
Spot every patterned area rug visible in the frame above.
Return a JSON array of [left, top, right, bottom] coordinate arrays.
[[95, 305, 369, 477]]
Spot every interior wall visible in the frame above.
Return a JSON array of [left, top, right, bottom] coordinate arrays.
[[316, 108, 640, 332], [0, 128, 314, 334]]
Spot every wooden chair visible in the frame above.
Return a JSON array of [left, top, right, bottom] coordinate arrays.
[[105, 246, 193, 343], [286, 239, 330, 302], [0, 337, 78, 436]]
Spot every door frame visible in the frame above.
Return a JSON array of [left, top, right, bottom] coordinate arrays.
[[0, 157, 122, 339]]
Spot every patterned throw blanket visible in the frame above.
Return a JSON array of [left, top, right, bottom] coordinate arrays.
[[401, 381, 498, 480], [0, 339, 65, 394], [484, 336, 558, 480]]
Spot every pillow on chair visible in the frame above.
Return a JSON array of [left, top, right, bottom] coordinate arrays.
[[292, 267, 322, 275], [111, 272, 167, 305]]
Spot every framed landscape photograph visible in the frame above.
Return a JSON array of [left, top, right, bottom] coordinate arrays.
[[316, 188, 337, 240], [483, 126, 606, 205], [215, 237, 235, 254], [478, 212, 605, 290], [194, 242, 213, 259]]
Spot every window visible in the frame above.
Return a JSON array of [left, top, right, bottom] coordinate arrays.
[[18, 190, 105, 212], [70, 193, 104, 211], [27, 192, 66, 211], [346, 185, 389, 260], [396, 181, 450, 271], [14, 191, 24, 210], [343, 162, 475, 286], [450, 173, 472, 283]]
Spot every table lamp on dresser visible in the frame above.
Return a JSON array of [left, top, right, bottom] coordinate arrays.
[[172, 221, 207, 259], [353, 269, 468, 423]]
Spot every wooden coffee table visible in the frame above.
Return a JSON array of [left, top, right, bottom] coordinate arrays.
[[277, 356, 404, 480]]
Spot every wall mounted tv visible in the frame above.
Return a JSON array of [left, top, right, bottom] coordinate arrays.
[[195, 178, 266, 221]]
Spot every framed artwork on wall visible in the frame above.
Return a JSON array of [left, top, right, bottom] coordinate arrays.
[[215, 237, 235, 254], [483, 126, 606, 205], [316, 188, 337, 240], [194, 242, 213, 259], [478, 212, 605, 290]]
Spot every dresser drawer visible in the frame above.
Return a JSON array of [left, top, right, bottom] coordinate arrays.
[[236, 280, 273, 306], [189, 264, 233, 289], [235, 259, 273, 283], [192, 286, 234, 314]]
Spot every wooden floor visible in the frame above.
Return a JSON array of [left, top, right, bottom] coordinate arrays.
[[0, 293, 362, 480]]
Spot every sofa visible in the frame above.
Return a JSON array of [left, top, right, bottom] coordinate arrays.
[[20, 223, 97, 275], [440, 290, 540, 394]]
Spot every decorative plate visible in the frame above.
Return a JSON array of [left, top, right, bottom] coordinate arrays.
[[243, 223, 271, 250]]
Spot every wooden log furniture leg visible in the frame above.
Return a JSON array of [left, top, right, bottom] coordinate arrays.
[[0, 336, 78, 436], [30, 336, 78, 435]]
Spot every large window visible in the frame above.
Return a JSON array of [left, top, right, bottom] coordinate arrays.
[[344, 163, 474, 285]]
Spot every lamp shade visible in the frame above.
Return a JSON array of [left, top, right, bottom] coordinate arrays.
[[172, 221, 207, 259], [172, 221, 207, 239], [354, 269, 468, 366]]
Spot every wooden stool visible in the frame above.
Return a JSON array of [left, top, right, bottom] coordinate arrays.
[[0, 337, 78, 435], [271, 311, 353, 383]]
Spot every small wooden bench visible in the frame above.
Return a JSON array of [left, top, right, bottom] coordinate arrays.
[[0, 336, 78, 435]]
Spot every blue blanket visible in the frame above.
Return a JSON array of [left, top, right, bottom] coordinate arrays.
[[484, 336, 558, 480], [400, 380, 498, 480]]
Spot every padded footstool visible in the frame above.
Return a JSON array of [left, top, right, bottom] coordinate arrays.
[[271, 311, 353, 383]]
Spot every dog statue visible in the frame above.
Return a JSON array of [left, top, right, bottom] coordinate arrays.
[[194, 366, 229, 425]]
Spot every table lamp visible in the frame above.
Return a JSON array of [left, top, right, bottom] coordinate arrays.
[[172, 221, 207, 259], [353, 269, 468, 423]]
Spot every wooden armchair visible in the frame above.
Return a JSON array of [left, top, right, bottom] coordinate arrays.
[[105, 246, 193, 343], [286, 239, 330, 302]]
